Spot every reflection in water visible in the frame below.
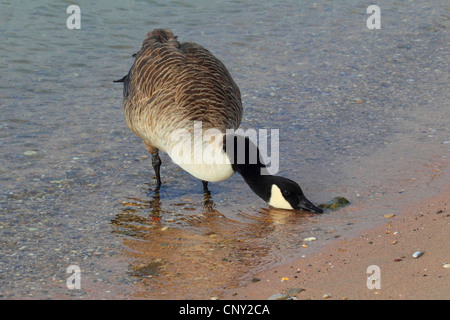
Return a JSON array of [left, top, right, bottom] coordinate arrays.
[[110, 185, 313, 299]]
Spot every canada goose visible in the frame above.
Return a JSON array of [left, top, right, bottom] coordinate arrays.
[[115, 29, 322, 213]]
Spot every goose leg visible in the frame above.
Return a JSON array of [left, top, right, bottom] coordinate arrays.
[[145, 142, 162, 189], [152, 153, 162, 188], [202, 180, 210, 194]]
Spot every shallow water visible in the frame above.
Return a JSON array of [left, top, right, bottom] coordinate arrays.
[[1, 0, 449, 299]]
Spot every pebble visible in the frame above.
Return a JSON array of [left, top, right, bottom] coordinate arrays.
[[303, 237, 317, 242], [322, 293, 332, 299], [24, 150, 37, 156], [286, 288, 305, 296], [384, 214, 395, 219], [412, 251, 424, 259], [443, 263, 450, 269], [318, 197, 350, 210], [268, 293, 288, 300]]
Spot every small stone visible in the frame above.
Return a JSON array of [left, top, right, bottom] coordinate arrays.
[[412, 251, 424, 259], [268, 293, 288, 300], [24, 150, 37, 156], [318, 197, 350, 210], [384, 214, 395, 219], [322, 293, 332, 299], [303, 237, 317, 242], [443, 263, 450, 269], [286, 288, 305, 296]]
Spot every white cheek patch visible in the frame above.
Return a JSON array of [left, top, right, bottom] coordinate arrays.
[[269, 185, 294, 210]]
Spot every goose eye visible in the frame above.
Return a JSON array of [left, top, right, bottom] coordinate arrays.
[[283, 190, 291, 197]]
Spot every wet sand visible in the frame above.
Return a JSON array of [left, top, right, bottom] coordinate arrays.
[[222, 165, 450, 300]]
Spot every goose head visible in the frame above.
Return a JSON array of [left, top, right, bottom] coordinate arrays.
[[267, 176, 323, 213]]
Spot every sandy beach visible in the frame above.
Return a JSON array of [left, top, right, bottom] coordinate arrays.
[[222, 170, 450, 300]]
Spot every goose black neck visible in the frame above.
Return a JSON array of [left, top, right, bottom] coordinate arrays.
[[224, 134, 273, 202]]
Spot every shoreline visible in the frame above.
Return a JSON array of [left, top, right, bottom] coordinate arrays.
[[221, 169, 450, 300], [3, 135, 448, 300]]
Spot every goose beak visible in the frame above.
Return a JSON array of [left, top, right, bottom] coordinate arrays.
[[298, 196, 323, 213]]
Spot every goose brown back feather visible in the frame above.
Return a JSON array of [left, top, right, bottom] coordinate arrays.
[[122, 29, 242, 154]]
